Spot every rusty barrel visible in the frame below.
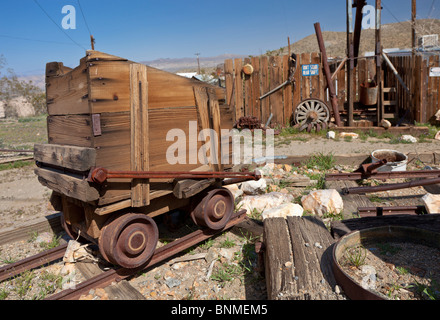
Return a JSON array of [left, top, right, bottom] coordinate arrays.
[[360, 81, 378, 106]]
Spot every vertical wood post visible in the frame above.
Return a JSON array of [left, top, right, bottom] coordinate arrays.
[[130, 64, 149, 207], [376, 0, 383, 124], [347, 0, 354, 127]]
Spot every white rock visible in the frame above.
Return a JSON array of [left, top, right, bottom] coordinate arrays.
[[219, 247, 239, 262], [237, 192, 295, 214], [241, 178, 267, 195], [223, 183, 243, 198], [435, 131, 440, 141], [259, 163, 277, 177], [327, 131, 336, 139], [380, 119, 392, 129], [401, 135, 417, 143], [261, 203, 303, 220], [422, 193, 440, 214], [301, 189, 343, 217]]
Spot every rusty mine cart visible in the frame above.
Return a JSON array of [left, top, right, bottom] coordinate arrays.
[[34, 51, 259, 270]]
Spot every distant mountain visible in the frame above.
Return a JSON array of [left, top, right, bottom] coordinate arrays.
[[280, 19, 440, 59], [18, 74, 45, 90], [140, 53, 247, 73], [15, 19, 440, 91]]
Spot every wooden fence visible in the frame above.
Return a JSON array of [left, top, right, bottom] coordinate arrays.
[[225, 52, 440, 126]]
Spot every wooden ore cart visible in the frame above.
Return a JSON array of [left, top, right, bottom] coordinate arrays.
[[34, 51, 255, 269]]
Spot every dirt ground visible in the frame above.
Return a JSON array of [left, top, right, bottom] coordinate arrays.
[[275, 136, 440, 157], [0, 136, 439, 300]]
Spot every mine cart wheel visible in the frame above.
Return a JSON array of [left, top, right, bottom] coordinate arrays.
[[294, 98, 330, 132], [191, 188, 234, 231], [99, 213, 159, 269]]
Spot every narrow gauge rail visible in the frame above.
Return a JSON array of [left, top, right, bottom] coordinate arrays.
[[0, 243, 68, 282], [0, 210, 247, 300]]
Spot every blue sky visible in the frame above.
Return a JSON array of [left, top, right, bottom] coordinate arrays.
[[0, 0, 437, 75]]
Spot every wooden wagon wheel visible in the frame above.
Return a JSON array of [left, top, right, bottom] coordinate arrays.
[[190, 188, 234, 231], [294, 98, 330, 132], [99, 213, 159, 269]]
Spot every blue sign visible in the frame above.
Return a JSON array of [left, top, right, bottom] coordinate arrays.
[[302, 64, 319, 76]]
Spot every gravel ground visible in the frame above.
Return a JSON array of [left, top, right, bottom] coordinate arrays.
[[340, 241, 440, 300], [0, 137, 438, 300]]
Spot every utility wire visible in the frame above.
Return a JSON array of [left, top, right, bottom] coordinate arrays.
[[381, 0, 407, 27], [0, 34, 86, 46], [77, 0, 92, 36], [32, 0, 86, 50], [428, 0, 437, 18]]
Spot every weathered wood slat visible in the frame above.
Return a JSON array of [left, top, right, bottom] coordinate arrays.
[[34, 144, 96, 172], [35, 167, 99, 203], [269, 56, 283, 126], [263, 218, 296, 300], [130, 64, 150, 207], [47, 115, 93, 147], [46, 62, 89, 115], [234, 58, 244, 120], [264, 216, 338, 300]]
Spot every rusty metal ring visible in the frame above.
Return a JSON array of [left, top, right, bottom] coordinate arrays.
[[99, 213, 158, 269], [332, 226, 440, 300]]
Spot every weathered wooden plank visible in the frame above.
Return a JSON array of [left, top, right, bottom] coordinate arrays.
[[46, 62, 73, 77], [269, 56, 283, 126], [46, 62, 89, 115], [292, 54, 302, 116], [264, 216, 338, 300], [148, 107, 203, 171], [75, 261, 145, 300], [47, 115, 93, 147], [173, 178, 215, 199], [207, 87, 223, 171], [283, 54, 294, 126], [263, 218, 296, 300], [224, 59, 235, 116], [130, 64, 150, 207], [35, 167, 99, 203], [286, 216, 337, 300], [310, 52, 321, 100], [260, 56, 270, 124], [194, 86, 212, 167], [301, 53, 312, 101], [234, 59, 244, 120], [86, 50, 129, 62], [337, 61, 346, 111], [251, 56, 261, 120], [243, 57, 252, 118], [34, 144, 96, 172], [88, 61, 131, 114]]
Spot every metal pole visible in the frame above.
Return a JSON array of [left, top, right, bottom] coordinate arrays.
[[314, 22, 342, 127], [195, 53, 201, 74]]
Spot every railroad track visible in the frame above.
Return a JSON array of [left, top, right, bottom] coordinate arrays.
[[0, 210, 247, 300], [0, 243, 68, 282]]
